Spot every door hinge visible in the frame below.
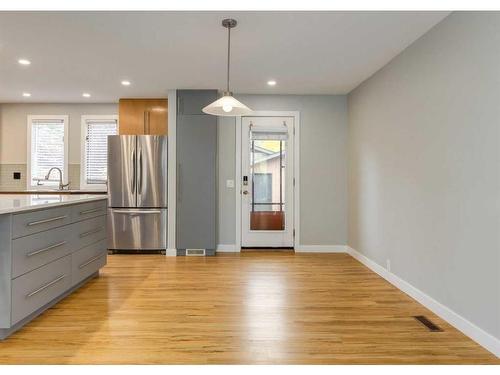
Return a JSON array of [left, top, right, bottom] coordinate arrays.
[[293, 229, 295, 238], [293, 177, 295, 187]]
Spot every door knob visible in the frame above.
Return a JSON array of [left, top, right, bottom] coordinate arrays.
[[242, 190, 249, 195]]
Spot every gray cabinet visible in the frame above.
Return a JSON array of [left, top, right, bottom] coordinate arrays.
[[73, 200, 107, 221], [177, 89, 217, 115], [11, 255, 72, 325], [75, 215, 107, 249], [11, 224, 74, 279], [176, 90, 217, 253], [12, 205, 73, 238], [0, 198, 108, 339], [71, 239, 107, 285]]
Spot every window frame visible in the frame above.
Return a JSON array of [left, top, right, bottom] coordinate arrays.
[[26, 115, 69, 190], [80, 115, 119, 191]]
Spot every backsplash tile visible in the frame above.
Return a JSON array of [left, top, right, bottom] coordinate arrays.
[[0, 164, 81, 191], [0, 164, 27, 191], [68, 164, 80, 189]]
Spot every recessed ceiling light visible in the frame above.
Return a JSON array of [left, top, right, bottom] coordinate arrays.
[[18, 59, 31, 65], [267, 80, 277, 86], [121, 80, 131, 86], [82, 93, 91, 98], [22, 92, 31, 97]]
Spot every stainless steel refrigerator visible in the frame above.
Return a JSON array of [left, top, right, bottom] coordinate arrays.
[[107, 135, 167, 251]]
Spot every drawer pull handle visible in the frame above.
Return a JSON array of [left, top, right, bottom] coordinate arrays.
[[27, 241, 67, 257], [114, 210, 161, 214], [80, 208, 103, 215], [26, 274, 66, 298], [27, 215, 68, 227], [79, 253, 105, 269], [79, 228, 102, 238]]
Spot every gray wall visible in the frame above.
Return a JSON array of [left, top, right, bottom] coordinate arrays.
[[218, 94, 348, 246], [348, 12, 500, 339]]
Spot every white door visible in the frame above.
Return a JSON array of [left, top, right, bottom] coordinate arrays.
[[241, 116, 294, 247]]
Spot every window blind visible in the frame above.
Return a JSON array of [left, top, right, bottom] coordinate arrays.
[[31, 119, 65, 187], [84, 119, 117, 185], [250, 125, 289, 140]]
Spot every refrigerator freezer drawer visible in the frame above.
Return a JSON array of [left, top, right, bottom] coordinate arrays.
[[107, 208, 167, 250]]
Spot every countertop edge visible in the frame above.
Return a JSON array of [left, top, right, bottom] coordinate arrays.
[[0, 195, 108, 215], [0, 191, 107, 195]]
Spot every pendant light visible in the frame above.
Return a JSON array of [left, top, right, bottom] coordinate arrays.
[[202, 19, 252, 117]]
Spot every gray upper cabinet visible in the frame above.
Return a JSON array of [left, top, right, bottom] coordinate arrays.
[[177, 90, 217, 115], [176, 90, 217, 251]]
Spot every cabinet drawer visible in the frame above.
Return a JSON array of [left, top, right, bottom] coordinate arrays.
[[72, 200, 107, 222], [72, 240, 107, 286], [12, 206, 73, 239], [11, 255, 72, 325], [75, 215, 107, 251], [12, 224, 74, 279]]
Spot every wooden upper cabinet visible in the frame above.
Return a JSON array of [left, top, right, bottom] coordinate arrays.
[[119, 99, 168, 135]]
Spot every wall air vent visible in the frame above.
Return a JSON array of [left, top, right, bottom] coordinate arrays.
[[186, 249, 206, 256]]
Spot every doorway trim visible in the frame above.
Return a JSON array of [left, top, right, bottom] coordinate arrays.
[[166, 89, 177, 256], [235, 110, 300, 252]]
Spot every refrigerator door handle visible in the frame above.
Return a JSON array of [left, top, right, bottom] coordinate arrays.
[[138, 149, 143, 194], [113, 209, 162, 214], [177, 163, 181, 202], [131, 149, 136, 194]]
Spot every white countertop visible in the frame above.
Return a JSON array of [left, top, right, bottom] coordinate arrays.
[[0, 194, 107, 215]]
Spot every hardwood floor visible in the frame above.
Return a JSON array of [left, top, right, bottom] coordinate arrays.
[[0, 252, 497, 364]]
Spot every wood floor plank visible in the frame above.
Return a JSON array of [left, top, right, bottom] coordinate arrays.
[[0, 252, 497, 364]]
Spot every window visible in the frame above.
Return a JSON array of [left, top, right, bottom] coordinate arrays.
[[27, 115, 69, 189], [80, 115, 118, 190], [253, 173, 273, 211], [249, 138, 287, 231]]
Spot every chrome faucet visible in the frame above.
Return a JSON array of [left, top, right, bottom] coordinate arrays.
[[45, 167, 70, 190]]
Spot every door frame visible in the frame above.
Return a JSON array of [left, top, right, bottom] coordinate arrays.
[[166, 89, 177, 256], [235, 111, 300, 251]]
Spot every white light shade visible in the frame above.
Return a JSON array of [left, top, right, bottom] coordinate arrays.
[[202, 94, 252, 117]]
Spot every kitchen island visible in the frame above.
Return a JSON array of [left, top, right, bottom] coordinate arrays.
[[0, 194, 108, 339]]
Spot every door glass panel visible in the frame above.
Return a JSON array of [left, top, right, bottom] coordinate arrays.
[[250, 139, 285, 231]]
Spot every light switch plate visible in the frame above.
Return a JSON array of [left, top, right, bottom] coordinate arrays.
[[226, 179, 234, 188]]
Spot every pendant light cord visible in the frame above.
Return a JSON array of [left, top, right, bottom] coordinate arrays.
[[226, 25, 231, 92]]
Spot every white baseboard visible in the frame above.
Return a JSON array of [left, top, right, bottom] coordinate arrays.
[[216, 244, 240, 253], [217, 244, 347, 253], [165, 248, 177, 257], [295, 245, 347, 253], [346, 246, 500, 358]]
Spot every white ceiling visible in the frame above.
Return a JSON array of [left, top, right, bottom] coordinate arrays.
[[0, 11, 449, 103]]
